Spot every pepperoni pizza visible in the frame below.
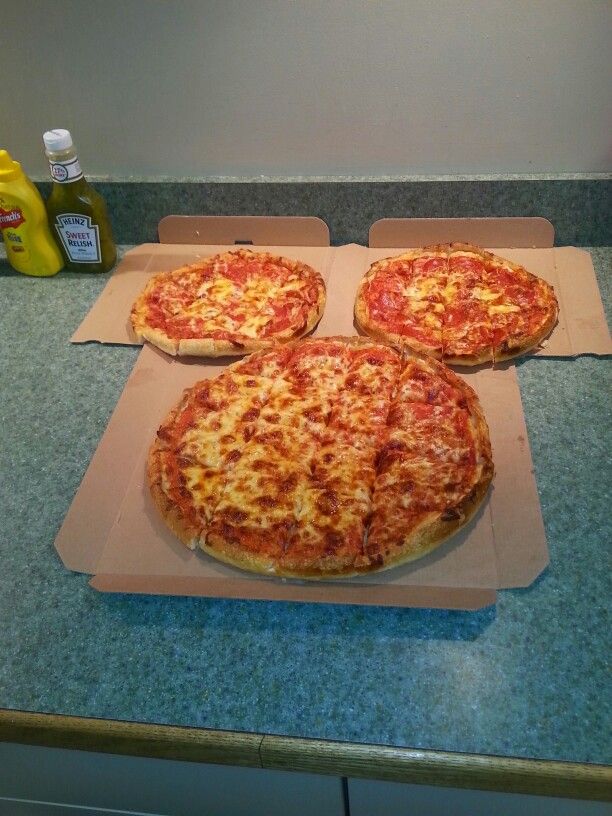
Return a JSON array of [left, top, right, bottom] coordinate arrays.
[[131, 248, 326, 356], [148, 337, 493, 579], [355, 243, 558, 365]]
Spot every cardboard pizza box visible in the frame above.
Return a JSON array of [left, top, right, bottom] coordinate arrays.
[[368, 217, 612, 358], [71, 215, 611, 358], [54, 341, 545, 608], [56, 215, 556, 608]]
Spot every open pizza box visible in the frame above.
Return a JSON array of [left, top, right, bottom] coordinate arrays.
[[365, 216, 611, 358], [71, 215, 611, 359], [56, 216, 610, 609]]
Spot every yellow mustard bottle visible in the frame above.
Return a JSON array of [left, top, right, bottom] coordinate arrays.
[[43, 129, 116, 272], [0, 149, 64, 277]]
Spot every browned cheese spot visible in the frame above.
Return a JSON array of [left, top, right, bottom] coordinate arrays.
[[316, 489, 340, 517]]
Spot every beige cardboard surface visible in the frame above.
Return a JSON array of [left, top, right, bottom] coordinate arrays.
[[89, 575, 496, 610], [158, 215, 330, 246], [56, 248, 550, 608]]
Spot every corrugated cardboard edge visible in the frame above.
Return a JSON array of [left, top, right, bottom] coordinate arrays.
[[89, 574, 496, 610]]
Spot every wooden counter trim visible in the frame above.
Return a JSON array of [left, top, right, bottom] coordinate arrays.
[[0, 709, 610, 801], [0, 710, 262, 768], [261, 735, 612, 801]]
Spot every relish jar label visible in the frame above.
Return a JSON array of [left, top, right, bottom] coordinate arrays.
[[54, 213, 101, 263], [49, 158, 83, 183]]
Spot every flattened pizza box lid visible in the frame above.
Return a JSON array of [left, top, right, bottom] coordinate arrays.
[[367, 217, 611, 357], [70, 215, 332, 346], [55, 264, 549, 608]]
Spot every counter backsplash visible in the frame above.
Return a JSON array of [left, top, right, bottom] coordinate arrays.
[[33, 178, 612, 247]]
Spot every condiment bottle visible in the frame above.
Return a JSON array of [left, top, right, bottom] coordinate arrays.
[[0, 149, 64, 277], [43, 129, 117, 272]]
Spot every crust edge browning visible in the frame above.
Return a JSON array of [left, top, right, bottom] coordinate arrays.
[[146, 443, 202, 551], [200, 532, 283, 577]]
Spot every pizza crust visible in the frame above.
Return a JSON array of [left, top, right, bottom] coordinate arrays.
[[177, 337, 253, 357], [442, 348, 494, 367], [200, 532, 283, 576], [134, 325, 180, 355], [147, 445, 202, 550]]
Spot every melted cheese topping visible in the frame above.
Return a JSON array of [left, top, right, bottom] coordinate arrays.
[[488, 303, 521, 314], [154, 340, 493, 576], [139, 250, 324, 343], [362, 246, 555, 361]]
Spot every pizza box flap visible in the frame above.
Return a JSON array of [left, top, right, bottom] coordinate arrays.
[[367, 219, 611, 358], [369, 217, 556, 249], [88, 575, 496, 611], [157, 215, 330, 246], [55, 246, 549, 608]]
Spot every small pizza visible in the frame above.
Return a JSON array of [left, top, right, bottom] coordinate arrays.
[[148, 337, 494, 579], [131, 248, 326, 356], [355, 243, 558, 365]]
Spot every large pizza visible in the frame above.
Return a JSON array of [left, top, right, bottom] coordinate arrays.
[[355, 242, 558, 365], [148, 337, 494, 579], [131, 248, 326, 356]]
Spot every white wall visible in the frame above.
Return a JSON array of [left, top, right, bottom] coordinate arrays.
[[3, 0, 611, 178]]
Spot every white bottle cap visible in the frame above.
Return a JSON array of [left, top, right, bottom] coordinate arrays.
[[43, 129, 74, 151]]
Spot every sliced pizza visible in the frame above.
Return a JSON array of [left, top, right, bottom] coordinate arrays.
[[148, 337, 494, 579], [131, 249, 326, 357], [355, 243, 558, 365]]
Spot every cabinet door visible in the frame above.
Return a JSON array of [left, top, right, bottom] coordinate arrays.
[[0, 742, 345, 816], [348, 778, 611, 816]]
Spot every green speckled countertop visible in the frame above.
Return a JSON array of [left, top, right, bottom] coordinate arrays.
[[0, 246, 610, 767]]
